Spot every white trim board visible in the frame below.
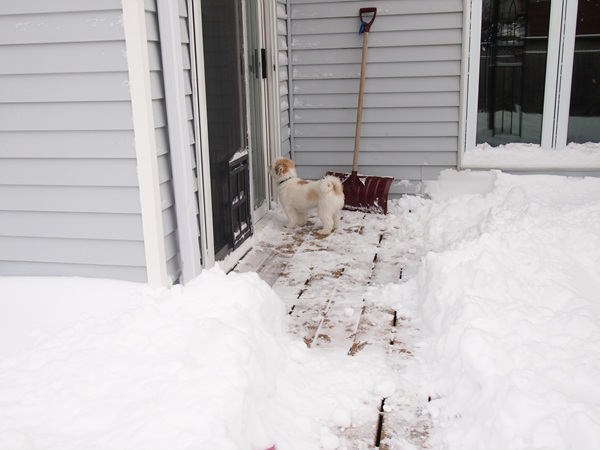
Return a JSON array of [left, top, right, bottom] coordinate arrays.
[[157, 0, 202, 284], [123, 0, 169, 288], [189, 0, 216, 270]]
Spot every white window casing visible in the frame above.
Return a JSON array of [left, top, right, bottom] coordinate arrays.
[[462, 0, 600, 171]]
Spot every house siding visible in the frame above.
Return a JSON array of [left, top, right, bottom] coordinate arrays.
[[277, 0, 292, 159], [145, 0, 182, 282], [178, 0, 203, 267], [0, 2, 178, 283], [286, 0, 463, 194]]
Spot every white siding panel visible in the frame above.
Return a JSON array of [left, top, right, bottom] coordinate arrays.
[[0, 158, 139, 187], [294, 107, 459, 123], [291, 0, 462, 17], [0, 261, 148, 283], [293, 45, 462, 64], [295, 137, 458, 152], [294, 77, 460, 94], [292, 12, 463, 34], [0, 186, 143, 214], [147, 0, 181, 283], [294, 92, 459, 109], [0, 130, 136, 158], [0, 72, 164, 103], [296, 151, 457, 166], [292, 61, 460, 79], [277, 0, 292, 158], [0, 211, 144, 241], [0, 42, 129, 75], [294, 122, 458, 138], [1, 236, 146, 266], [287, 0, 464, 192], [0, 10, 125, 44], [291, 30, 462, 50], [0, 102, 134, 131], [0, 1, 122, 15]]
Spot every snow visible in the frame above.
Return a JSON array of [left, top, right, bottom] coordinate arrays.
[[463, 142, 600, 169], [229, 147, 249, 164], [382, 170, 600, 449], [2, 169, 600, 449], [0, 271, 393, 450]]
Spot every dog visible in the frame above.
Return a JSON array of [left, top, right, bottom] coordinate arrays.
[[271, 157, 344, 235]]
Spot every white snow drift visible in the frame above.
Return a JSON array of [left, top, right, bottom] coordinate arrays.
[[2, 168, 600, 449]]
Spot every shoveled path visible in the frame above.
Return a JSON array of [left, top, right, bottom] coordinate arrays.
[[233, 206, 430, 449]]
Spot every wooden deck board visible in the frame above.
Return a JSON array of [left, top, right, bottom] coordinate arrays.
[[233, 208, 430, 448]]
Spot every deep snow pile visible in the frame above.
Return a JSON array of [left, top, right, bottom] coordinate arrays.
[[384, 170, 600, 449], [2, 169, 600, 449], [0, 270, 393, 450]]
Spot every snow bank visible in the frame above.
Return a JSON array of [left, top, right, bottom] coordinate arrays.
[[3, 168, 600, 449], [0, 268, 393, 450], [389, 170, 600, 449]]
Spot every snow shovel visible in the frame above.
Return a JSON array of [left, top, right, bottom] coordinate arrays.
[[327, 7, 393, 215]]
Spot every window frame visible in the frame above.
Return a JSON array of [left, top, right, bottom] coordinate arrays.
[[460, 0, 600, 170]]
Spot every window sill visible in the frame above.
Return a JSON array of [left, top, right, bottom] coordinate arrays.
[[461, 143, 600, 171]]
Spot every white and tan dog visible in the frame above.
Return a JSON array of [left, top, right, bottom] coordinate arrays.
[[271, 157, 344, 235]]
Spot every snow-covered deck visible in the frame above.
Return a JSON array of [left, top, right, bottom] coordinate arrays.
[[233, 207, 430, 448]]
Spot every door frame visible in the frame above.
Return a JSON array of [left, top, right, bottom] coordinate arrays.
[[189, 0, 216, 269], [245, 0, 282, 225], [264, 0, 283, 202], [187, 0, 281, 270]]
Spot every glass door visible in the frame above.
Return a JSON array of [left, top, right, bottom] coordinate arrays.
[[201, 0, 250, 260]]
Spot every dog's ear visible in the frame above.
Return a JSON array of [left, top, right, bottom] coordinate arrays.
[[276, 163, 284, 176]]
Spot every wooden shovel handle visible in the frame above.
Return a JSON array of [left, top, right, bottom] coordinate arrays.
[[353, 9, 376, 172]]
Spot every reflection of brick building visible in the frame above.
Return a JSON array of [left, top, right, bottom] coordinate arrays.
[[572, 0, 600, 116], [527, 0, 600, 37], [526, 0, 550, 37], [575, 0, 600, 35]]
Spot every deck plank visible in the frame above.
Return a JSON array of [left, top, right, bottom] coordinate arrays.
[[233, 207, 430, 448]]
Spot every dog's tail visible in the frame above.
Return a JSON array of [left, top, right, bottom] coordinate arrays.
[[319, 175, 344, 196]]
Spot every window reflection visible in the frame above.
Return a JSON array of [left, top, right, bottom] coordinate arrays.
[[477, 0, 551, 146], [567, 0, 600, 143]]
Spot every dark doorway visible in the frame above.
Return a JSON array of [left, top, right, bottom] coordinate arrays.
[[201, 0, 252, 260]]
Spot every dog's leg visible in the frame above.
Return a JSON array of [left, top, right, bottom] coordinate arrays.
[[297, 212, 308, 226], [317, 215, 334, 235], [333, 211, 340, 230], [284, 207, 299, 228]]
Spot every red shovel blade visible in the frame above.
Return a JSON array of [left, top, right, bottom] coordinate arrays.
[[327, 170, 393, 215]]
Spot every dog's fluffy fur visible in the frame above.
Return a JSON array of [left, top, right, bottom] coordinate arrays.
[[271, 157, 344, 235]]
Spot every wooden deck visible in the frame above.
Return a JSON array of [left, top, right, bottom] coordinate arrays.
[[233, 207, 430, 449]]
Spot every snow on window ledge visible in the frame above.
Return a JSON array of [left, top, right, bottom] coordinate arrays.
[[461, 142, 600, 171]]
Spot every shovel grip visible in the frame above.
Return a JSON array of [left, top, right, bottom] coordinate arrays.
[[359, 7, 377, 33]]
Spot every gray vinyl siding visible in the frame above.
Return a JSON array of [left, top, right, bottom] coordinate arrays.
[[0, 3, 146, 281], [286, 0, 463, 194], [179, 0, 203, 266], [277, 0, 292, 159], [145, 0, 181, 282]]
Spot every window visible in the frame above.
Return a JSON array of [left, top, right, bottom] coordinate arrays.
[[463, 0, 600, 168]]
